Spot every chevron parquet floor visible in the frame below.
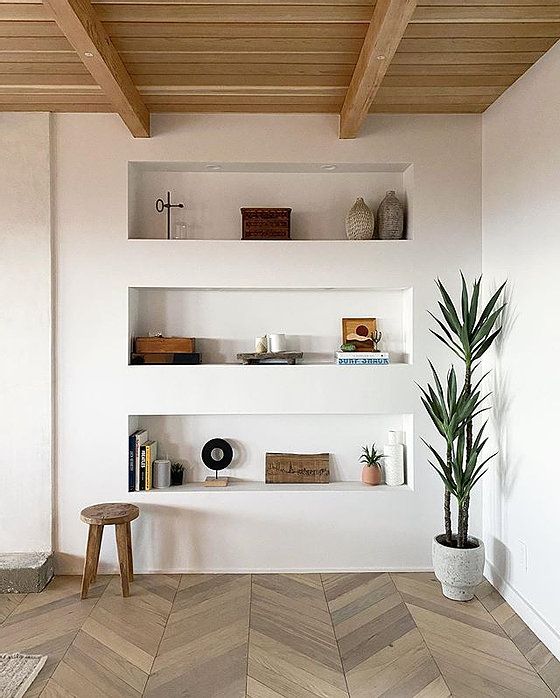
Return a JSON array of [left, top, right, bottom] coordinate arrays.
[[0, 573, 558, 698]]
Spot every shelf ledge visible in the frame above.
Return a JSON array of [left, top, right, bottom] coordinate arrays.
[[129, 481, 411, 493]]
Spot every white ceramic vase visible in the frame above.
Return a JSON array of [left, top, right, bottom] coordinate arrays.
[[383, 431, 404, 486], [432, 535, 485, 601]]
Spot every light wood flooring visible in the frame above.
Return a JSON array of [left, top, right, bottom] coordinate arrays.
[[0, 573, 558, 697]]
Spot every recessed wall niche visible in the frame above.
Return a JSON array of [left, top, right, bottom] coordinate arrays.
[[128, 162, 412, 240], [128, 412, 413, 488], [128, 286, 413, 365]]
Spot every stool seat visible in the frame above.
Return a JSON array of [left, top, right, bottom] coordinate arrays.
[[81, 503, 139, 526], [80, 502, 139, 599]]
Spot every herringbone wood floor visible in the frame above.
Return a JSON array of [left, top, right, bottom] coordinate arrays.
[[0, 574, 558, 698]]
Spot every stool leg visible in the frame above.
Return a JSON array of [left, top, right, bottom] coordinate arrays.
[[126, 521, 134, 582], [115, 523, 130, 597], [81, 524, 103, 600], [92, 525, 104, 583]]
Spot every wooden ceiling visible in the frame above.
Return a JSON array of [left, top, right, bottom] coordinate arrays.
[[0, 0, 559, 137]]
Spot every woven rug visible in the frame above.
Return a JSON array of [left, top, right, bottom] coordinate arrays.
[[0, 653, 47, 698]]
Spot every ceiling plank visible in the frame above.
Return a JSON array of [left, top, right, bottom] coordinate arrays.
[[42, 0, 150, 136], [412, 5, 560, 23], [339, 0, 417, 138]]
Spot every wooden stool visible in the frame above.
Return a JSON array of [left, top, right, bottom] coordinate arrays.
[[80, 503, 139, 599]]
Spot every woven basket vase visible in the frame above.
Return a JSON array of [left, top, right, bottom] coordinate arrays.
[[345, 197, 374, 240], [377, 190, 404, 240]]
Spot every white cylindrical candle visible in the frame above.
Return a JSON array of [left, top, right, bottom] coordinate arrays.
[[267, 334, 286, 353]]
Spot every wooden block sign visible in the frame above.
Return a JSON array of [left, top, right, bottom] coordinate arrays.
[[265, 453, 330, 484]]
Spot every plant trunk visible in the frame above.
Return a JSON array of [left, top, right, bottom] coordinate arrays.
[[444, 441, 452, 543], [458, 361, 473, 548], [458, 498, 470, 548], [444, 490, 452, 544]]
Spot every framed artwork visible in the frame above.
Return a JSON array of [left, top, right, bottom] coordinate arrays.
[[342, 317, 377, 352]]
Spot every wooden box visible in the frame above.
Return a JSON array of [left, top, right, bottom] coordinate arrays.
[[134, 336, 195, 354], [265, 452, 330, 484], [131, 352, 201, 365], [241, 208, 291, 240]]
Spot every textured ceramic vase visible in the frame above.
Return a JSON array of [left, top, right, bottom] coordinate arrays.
[[346, 198, 374, 240], [377, 190, 404, 240], [432, 535, 485, 601], [361, 465, 382, 485], [383, 431, 405, 486]]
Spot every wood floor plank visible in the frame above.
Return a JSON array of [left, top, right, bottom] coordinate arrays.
[[393, 572, 554, 698], [145, 574, 250, 697], [50, 574, 179, 698], [476, 579, 560, 696], [0, 592, 26, 624], [248, 574, 348, 698], [323, 572, 449, 697], [0, 576, 109, 697]]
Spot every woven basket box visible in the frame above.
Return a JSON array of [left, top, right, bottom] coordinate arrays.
[[241, 208, 292, 240]]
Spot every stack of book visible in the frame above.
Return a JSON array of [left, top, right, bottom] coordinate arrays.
[[335, 351, 390, 365], [128, 429, 158, 491]]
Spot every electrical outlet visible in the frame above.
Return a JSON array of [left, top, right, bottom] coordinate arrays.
[[519, 540, 528, 572]]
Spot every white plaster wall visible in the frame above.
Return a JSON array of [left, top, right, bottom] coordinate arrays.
[[0, 113, 52, 553], [53, 113, 482, 574], [483, 42, 560, 656]]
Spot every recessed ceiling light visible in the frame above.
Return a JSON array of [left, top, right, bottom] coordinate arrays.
[[320, 164, 337, 171], [205, 164, 223, 171], [84, 52, 94, 58], [376, 54, 386, 60]]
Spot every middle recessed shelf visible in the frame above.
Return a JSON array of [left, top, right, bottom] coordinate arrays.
[[128, 286, 413, 366]]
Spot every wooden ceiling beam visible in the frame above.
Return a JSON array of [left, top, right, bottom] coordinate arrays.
[[339, 0, 417, 138], [42, 0, 150, 137]]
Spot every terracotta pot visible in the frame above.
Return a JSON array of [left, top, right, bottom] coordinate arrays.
[[361, 464, 382, 485]]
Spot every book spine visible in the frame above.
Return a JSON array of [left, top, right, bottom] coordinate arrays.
[[146, 444, 152, 491], [128, 433, 136, 492], [139, 445, 147, 491]]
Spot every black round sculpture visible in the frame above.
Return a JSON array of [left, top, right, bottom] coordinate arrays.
[[201, 438, 233, 481]]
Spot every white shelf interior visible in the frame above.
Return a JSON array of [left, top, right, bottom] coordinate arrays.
[[129, 286, 413, 365], [128, 412, 413, 486], [128, 161, 412, 240]]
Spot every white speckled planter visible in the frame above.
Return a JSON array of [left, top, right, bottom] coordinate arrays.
[[432, 534, 485, 601]]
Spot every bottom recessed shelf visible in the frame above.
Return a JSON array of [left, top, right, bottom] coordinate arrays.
[[129, 480, 412, 493]]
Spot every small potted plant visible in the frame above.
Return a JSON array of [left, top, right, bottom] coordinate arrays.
[[360, 444, 384, 485], [170, 462, 184, 486]]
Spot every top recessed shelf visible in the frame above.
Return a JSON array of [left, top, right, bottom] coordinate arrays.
[[128, 161, 413, 241]]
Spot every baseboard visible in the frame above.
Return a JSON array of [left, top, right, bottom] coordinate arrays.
[[485, 561, 560, 660], [54, 557, 433, 576]]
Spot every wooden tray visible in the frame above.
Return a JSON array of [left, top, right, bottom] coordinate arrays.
[[237, 351, 303, 365]]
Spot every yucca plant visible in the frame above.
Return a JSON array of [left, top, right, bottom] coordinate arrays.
[[422, 274, 506, 548], [418, 363, 490, 544]]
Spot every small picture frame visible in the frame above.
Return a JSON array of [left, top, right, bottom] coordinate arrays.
[[342, 318, 377, 352]]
